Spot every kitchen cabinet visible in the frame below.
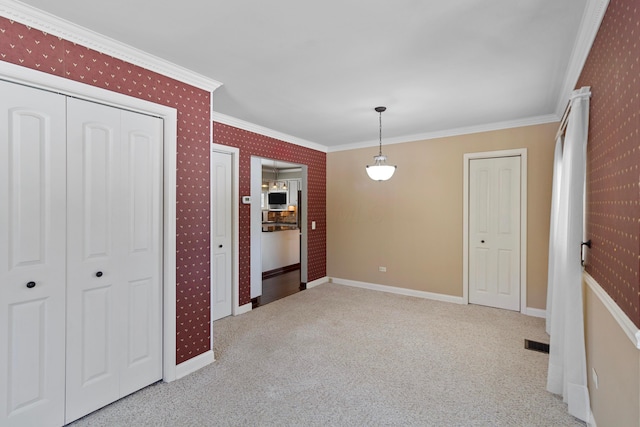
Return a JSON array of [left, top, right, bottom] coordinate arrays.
[[261, 229, 300, 272]]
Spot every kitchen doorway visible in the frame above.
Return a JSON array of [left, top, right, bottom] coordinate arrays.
[[250, 157, 308, 307]]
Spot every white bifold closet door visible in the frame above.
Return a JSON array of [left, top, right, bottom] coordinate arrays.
[[65, 98, 163, 423], [0, 81, 163, 426], [0, 81, 68, 427]]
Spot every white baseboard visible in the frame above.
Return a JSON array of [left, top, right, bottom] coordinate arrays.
[[306, 276, 328, 289], [523, 307, 546, 318], [175, 350, 215, 380], [584, 272, 640, 350], [331, 277, 466, 305], [234, 302, 252, 316]]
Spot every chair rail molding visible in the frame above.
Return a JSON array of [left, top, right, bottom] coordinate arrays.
[[584, 272, 640, 350]]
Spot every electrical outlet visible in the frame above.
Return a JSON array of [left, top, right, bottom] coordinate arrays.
[[311, 221, 316, 230], [592, 368, 599, 389], [379, 266, 387, 272]]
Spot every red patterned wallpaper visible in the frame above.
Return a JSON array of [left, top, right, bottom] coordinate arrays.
[[213, 122, 327, 306], [0, 17, 212, 363], [577, 0, 640, 327]]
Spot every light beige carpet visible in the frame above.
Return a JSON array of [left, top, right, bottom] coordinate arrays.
[[71, 283, 584, 426]]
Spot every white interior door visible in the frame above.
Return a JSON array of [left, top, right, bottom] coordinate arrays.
[[211, 150, 233, 320], [65, 99, 162, 423], [0, 81, 67, 427], [469, 156, 521, 311]]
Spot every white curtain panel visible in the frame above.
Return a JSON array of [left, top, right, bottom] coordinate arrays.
[[545, 135, 563, 335], [546, 86, 591, 422]]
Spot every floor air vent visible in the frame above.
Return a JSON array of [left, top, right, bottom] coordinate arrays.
[[524, 339, 550, 354]]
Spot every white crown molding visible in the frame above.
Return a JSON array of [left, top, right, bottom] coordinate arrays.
[[584, 272, 640, 350], [328, 114, 559, 153], [554, 0, 610, 116], [212, 111, 328, 153], [0, 0, 223, 92]]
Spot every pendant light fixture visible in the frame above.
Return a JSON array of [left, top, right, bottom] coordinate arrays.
[[366, 106, 396, 181], [271, 160, 278, 190], [271, 160, 287, 190]]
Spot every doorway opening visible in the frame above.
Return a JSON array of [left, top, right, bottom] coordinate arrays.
[[251, 157, 308, 308]]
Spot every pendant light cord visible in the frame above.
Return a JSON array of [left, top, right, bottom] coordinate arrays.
[[378, 109, 383, 156]]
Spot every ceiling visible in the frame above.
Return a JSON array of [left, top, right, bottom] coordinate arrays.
[[10, 0, 590, 150]]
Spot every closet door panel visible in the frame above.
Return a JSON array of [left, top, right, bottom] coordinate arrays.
[[118, 111, 163, 395], [66, 100, 163, 422], [82, 123, 114, 259], [65, 99, 121, 423], [0, 81, 66, 427]]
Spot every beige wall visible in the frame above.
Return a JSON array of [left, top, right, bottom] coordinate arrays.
[[585, 277, 640, 426], [327, 122, 557, 309]]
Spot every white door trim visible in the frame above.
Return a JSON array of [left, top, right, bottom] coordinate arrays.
[[250, 156, 263, 300], [0, 60, 180, 382], [463, 148, 528, 312], [210, 144, 240, 333]]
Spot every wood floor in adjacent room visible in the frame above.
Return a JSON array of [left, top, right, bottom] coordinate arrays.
[[256, 268, 303, 307]]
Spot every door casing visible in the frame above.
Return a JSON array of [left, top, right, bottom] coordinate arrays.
[[463, 148, 528, 313], [210, 150, 233, 321], [210, 144, 240, 336]]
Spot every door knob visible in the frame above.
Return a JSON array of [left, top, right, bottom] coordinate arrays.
[[96, 271, 103, 277], [26, 281, 36, 289], [219, 245, 223, 248], [481, 240, 485, 243]]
